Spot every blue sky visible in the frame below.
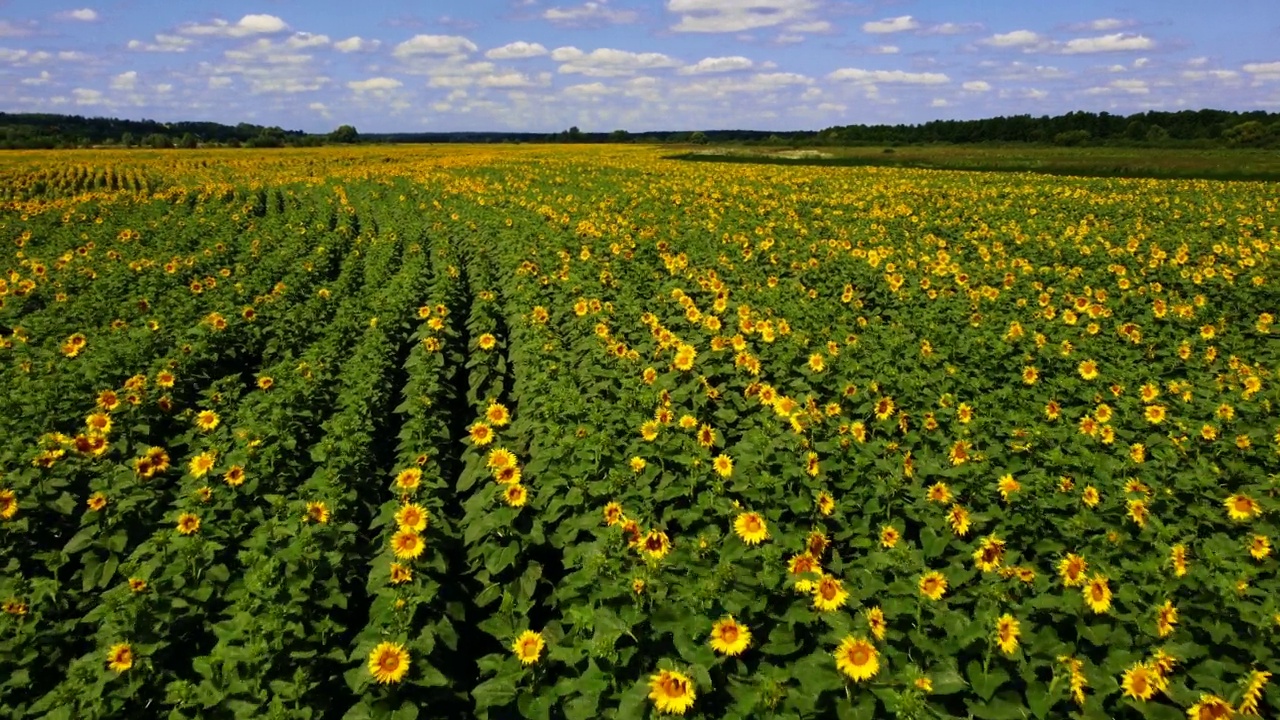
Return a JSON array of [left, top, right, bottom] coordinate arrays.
[[2, 0, 1279, 132]]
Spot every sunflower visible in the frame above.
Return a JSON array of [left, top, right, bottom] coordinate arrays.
[[368, 642, 410, 684], [1121, 662, 1159, 701], [391, 529, 424, 560], [949, 440, 971, 465], [1225, 494, 1261, 521], [1239, 669, 1271, 716], [733, 512, 768, 545], [304, 501, 330, 524], [495, 465, 521, 485], [1144, 404, 1167, 424], [487, 448, 515, 471], [485, 403, 511, 426], [1084, 574, 1112, 614], [807, 353, 825, 372], [220, 464, 244, 487], [156, 370, 175, 388], [86, 412, 112, 435], [995, 614, 1020, 655], [927, 482, 952, 504], [709, 616, 751, 656], [1186, 694, 1232, 720], [128, 577, 147, 593], [648, 670, 696, 716], [947, 504, 971, 536], [1128, 499, 1149, 528], [503, 483, 528, 508], [469, 422, 494, 447], [106, 642, 133, 673], [973, 535, 1006, 572], [603, 502, 624, 526], [1082, 486, 1100, 508], [87, 492, 107, 512], [1022, 366, 1039, 384], [874, 396, 895, 421], [866, 606, 886, 640], [879, 525, 900, 549], [512, 630, 545, 665], [713, 454, 733, 478], [834, 636, 879, 682], [257, 375, 274, 392], [389, 563, 413, 585], [191, 410, 219, 432], [395, 503, 428, 532], [1058, 554, 1088, 587], [176, 512, 200, 535], [630, 456, 647, 473], [812, 576, 849, 612], [806, 530, 829, 557], [1156, 599, 1178, 637], [97, 389, 121, 411], [788, 553, 821, 593], [1249, 534, 1271, 560], [641, 530, 671, 559], [188, 451, 217, 478], [919, 571, 948, 601], [816, 491, 835, 516], [1078, 359, 1099, 380], [477, 333, 497, 350], [996, 474, 1021, 501], [640, 421, 660, 442], [1171, 544, 1188, 577], [696, 424, 715, 447], [395, 467, 422, 492]]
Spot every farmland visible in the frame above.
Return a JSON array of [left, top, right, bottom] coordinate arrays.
[[0, 144, 1277, 720]]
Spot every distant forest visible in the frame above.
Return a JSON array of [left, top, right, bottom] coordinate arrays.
[[2, 108, 1279, 149]]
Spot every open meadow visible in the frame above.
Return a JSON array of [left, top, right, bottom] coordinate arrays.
[[0, 145, 1278, 720]]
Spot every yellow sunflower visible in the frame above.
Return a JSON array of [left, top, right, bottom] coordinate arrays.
[[733, 512, 768, 545], [812, 576, 849, 612], [709, 616, 751, 656], [648, 669, 696, 715], [106, 642, 134, 673], [834, 636, 879, 681], [391, 529, 425, 560], [367, 642, 410, 684], [512, 630, 545, 665]]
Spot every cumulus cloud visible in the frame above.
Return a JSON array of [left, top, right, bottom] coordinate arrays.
[[110, 70, 138, 90], [72, 88, 104, 105], [678, 56, 753, 74], [127, 34, 193, 52], [179, 14, 289, 38], [1243, 61, 1280, 81], [544, 1, 637, 26], [981, 30, 1044, 48], [924, 22, 983, 35], [57, 8, 98, 21], [348, 77, 403, 92], [668, 0, 818, 33], [335, 36, 381, 53], [563, 81, 615, 96], [1060, 33, 1154, 54], [393, 34, 478, 58], [962, 80, 992, 92], [0, 20, 37, 37], [828, 67, 950, 85], [21, 71, 53, 85], [862, 16, 919, 34], [477, 71, 551, 88], [1069, 18, 1133, 31], [551, 46, 681, 76], [485, 41, 548, 60]]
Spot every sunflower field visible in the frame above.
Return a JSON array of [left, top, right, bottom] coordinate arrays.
[[0, 145, 1277, 720]]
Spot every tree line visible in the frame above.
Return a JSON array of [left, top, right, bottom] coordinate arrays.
[[3, 109, 1279, 150]]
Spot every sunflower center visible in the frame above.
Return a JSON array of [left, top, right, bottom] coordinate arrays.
[[720, 625, 738, 643], [379, 654, 400, 672], [820, 581, 837, 600], [851, 647, 869, 665], [745, 516, 761, 532]]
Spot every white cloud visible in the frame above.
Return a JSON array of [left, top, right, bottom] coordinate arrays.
[[180, 14, 288, 38], [1243, 61, 1280, 81], [308, 102, 331, 118], [1110, 79, 1149, 94], [72, 88, 103, 105], [486, 41, 548, 60], [127, 34, 193, 52], [788, 20, 831, 33], [1181, 69, 1239, 81], [678, 55, 753, 74], [668, 0, 818, 33], [962, 80, 991, 92], [931, 98, 950, 107], [477, 71, 550, 88], [828, 67, 950, 85], [57, 8, 98, 21], [285, 32, 329, 49], [563, 81, 615, 96], [0, 20, 36, 37], [551, 46, 681, 76], [21, 70, 52, 85], [870, 45, 899, 54], [335, 36, 380, 53], [348, 77, 403, 91], [208, 76, 233, 88], [925, 22, 983, 35], [544, 1, 637, 26], [58, 51, 89, 61], [1188, 57, 1209, 67], [1060, 33, 1154, 54], [981, 30, 1044, 48], [110, 70, 138, 90], [1133, 57, 1149, 68], [1072, 18, 1130, 31], [393, 34, 478, 58], [154, 83, 172, 94], [863, 16, 919, 34]]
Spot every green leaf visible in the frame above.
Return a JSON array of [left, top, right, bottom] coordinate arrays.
[[472, 674, 517, 710], [966, 661, 1010, 702]]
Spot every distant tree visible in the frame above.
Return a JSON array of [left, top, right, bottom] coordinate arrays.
[[329, 124, 359, 144], [1125, 120, 1147, 141], [178, 132, 198, 149], [609, 129, 630, 143], [144, 133, 172, 149], [1223, 121, 1275, 147], [1053, 130, 1091, 147], [567, 126, 582, 143], [689, 131, 709, 145], [120, 131, 135, 147], [1146, 125, 1170, 143]]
